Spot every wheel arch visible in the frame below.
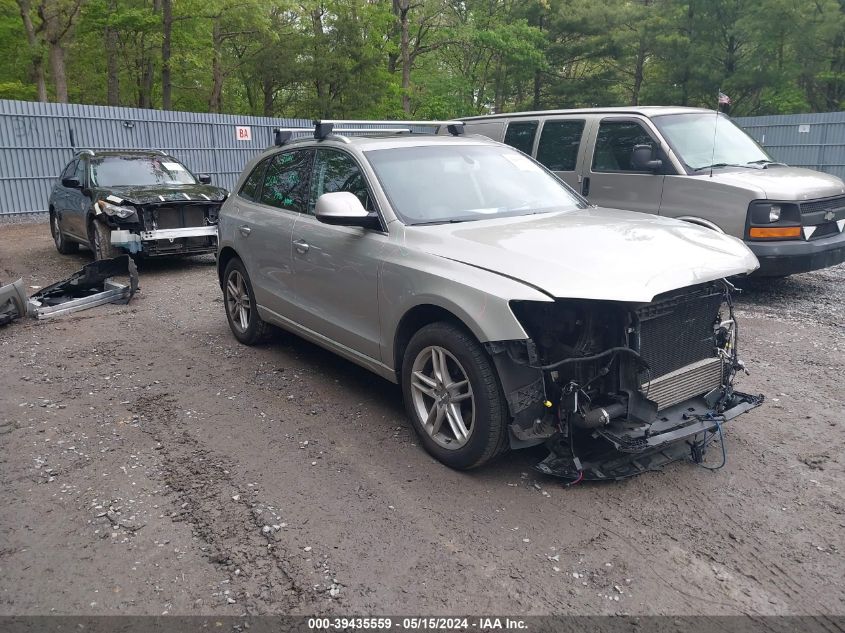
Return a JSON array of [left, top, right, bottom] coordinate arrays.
[[217, 246, 240, 288]]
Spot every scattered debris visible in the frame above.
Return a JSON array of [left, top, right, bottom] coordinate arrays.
[[0, 278, 27, 325]]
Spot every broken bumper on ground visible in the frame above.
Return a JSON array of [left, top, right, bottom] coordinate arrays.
[[0, 278, 28, 325]]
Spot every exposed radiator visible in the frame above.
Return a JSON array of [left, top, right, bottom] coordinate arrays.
[[641, 357, 723, 411]]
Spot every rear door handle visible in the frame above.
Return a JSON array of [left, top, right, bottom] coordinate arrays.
[[293, 239, 310, 254], [581, 177, 590, 197], [239, 225, 251, 237]]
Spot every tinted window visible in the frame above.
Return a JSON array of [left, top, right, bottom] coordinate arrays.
[[90, 156, 197, 186], [259, 150, 313, 212], [74, 159, 86, 184], [309, 150, 373, 214], [503, 121, 538, 155], [592, 121, 655, 172], [61, 160, 77, 180], [536, 120, 585, 171], [239, 158, 268, 202]]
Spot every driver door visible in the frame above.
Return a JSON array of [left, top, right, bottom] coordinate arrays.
[[290, 148, 387, 361], [581, 117, 665, 214]]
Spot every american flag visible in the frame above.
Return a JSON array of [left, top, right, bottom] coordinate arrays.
[[718, 91, 732, 105]]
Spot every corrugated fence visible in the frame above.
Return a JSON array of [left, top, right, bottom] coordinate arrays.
[[0, 99, 310, 216], [736, 111, 845, 181], [2, 98, 845, 216]]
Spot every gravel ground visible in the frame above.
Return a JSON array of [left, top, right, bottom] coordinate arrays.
[[0, 221, 843, 617]]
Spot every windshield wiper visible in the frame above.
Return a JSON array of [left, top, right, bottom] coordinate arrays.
[[412, 219, 469, 226], [746, 159, 786, 167], [692, 163, 749, 171]]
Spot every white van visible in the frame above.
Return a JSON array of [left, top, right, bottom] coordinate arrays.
[[462, 107, 845, 276]]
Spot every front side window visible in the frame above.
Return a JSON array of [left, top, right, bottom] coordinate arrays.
[[90, 156, 197, 187], [503, 121, 539, 155], [259, 150, 313, 212], [366, 144, 586, 225], [239, 158, 269, 202], [536, 120, 585, 171], [652, 112, 772, 171], [592, 120, 656, 172], [309, 149, 373, 214]]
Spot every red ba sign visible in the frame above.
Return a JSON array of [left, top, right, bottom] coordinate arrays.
[[236, 126, 252, 141]]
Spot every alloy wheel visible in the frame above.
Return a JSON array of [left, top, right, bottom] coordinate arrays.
[[410, 345, 475, 449]]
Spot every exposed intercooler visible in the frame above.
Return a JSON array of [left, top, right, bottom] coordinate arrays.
[[636, 283, 725, 410]]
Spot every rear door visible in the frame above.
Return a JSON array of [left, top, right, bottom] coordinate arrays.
[[581, 117, 665, 214], [234, 149, 313, 320], [534, 118, 588, 191], [289, 148, 386, 361]]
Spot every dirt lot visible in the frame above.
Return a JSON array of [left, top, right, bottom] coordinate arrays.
[[0, 220, 843, 617]]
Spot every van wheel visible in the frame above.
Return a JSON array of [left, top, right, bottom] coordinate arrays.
[[402, 322, 509, 470], [90, 219, 119, 260], [50, 211, 78, 254]]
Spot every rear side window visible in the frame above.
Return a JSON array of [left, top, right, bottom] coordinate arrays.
[[239, 158, 268, 202], [503, 121, 539, 155], [259, 150, 314, 212], [536, 120, 585, 171], [592, 120, 656, 172]]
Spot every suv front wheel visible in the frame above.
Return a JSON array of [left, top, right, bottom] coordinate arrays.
[[402, 322, 510, 470]]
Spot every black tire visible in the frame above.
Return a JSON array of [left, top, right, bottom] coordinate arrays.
[[90, 218, 119, 260], [401, 321, 510, 470], [223, 257, 270, 345], [50, 210, 78, 254]]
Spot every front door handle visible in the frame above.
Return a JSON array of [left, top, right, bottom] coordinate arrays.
[[293, 239, 310, 254], [239, 225, 251, 237]]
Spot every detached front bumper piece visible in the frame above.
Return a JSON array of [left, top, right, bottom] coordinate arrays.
[[28, 255, 139, 319], [0, 278, 28, 325]]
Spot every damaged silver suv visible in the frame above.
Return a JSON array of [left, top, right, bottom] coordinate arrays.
[[217, 120, 762, 479]]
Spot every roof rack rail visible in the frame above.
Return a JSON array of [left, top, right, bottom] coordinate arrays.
[[271, 119, 464, 146], [74, 149, 95, 157]]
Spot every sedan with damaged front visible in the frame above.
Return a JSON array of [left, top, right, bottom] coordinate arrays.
[[49, 150, 226, 259], [217, 121, 763, 479]]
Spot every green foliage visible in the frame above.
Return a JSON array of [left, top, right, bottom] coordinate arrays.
[[0, 0, 843, 117]]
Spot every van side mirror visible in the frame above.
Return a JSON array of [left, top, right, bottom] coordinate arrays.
[[631, 144, 663, 172], [62, 176, 81, 188], [315, 192, 380, 229], [198, 174, 212, 184]]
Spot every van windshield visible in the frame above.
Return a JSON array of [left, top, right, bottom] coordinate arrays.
[[365, 144, 586, 225], [652, 113, 772, 171]]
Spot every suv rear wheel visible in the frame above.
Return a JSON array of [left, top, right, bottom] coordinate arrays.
[[223, 258, 270, 345], [402, 322, 509, 469], [50, 211, 78, 254]]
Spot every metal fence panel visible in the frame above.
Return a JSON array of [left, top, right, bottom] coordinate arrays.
[[0, 99, 311, 216], [3, 98, 845, 216], [735, 112, 845, 181]]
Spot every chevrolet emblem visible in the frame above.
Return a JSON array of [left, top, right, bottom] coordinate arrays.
[[825, 210, 835, 221]]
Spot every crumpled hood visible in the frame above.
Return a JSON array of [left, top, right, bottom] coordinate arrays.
[[102, 183, 228, 205], [702, 166, 845, 200], [405, 208, 759, 303]]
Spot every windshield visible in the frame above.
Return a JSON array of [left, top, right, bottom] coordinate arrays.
[[90, 156, 197, 187], [652, 113, 772, 171], [365, 144, 586, 225]]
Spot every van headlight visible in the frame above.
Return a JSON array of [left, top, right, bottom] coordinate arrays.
[[768, 205, 781, 222], [97, 200, 137, 220]]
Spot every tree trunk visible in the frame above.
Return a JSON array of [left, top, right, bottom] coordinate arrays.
[[16, 0, 47, 101], [396, 0, 411, 114], [48, 41, 68, 103], [105, 0, 119, 105], [311, 9, 328, 115], [631, 39, 646, 106], [262, 75, 274, 116], [161, 0, 173, 109], [209, 20, 224, 113]]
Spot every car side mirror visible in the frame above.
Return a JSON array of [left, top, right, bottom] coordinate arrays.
[[631, 144, 663, 172], [198, 174, 212, 184], [315, 192, 380, 229], [62, 176, 81, 188]]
